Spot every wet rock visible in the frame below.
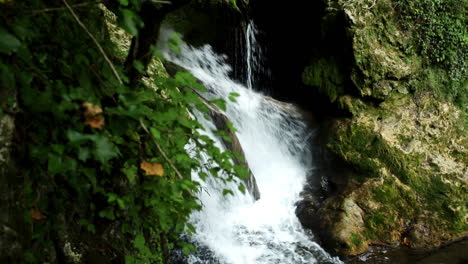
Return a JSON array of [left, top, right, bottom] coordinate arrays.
[[211, 110, 260, 200]]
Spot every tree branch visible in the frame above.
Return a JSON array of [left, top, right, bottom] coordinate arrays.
[[63, 0, 123, 84], [29, 1, 99, 15], [139, 119, 184, 180]]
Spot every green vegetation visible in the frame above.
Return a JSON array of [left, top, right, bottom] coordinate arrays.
[[328, 122, 423, 183], [396, 0, 467, 107], [0, 0, 244, 263], [302, 58, 344, 102], [329, 121, 467, 242], [349, 233, 364, 248]]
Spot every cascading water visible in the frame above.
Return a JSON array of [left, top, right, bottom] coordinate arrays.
[[245, 21, 261, 90], [161, 30, 342, 264]]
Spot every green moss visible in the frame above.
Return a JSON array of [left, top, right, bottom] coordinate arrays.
[[328, 122, 424, 183], [350, 233, 364, 248], [362, 178, 418, 240], [303, 58, 344, 102], [411, 174, 467, 233], [329, 119, 467, 242], [396, 0, 467, 108], [363, 209, 401, 241]]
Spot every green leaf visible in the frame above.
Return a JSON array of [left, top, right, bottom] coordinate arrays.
[[99, 207, 115, 220], [226, 121, 237, 133], [0, 64, 15, 90], [94, 136, 119, 163], [78, 147, 91, 161], [210, 99, 226, 111], [122, 162, 137, 185], [133, 60, 145, 74], [125, 256, 137, 264], [222, 189, 234, 196], [67, 130, 96, 143], [238, 183, 246, 194], [133, 234, 146, 252], [82, 168, 97, 190], [119, 9, 139, 36], [118, 0, 129, 6], [228, 92, 240, 103], [168, 32, 184, 54], [47, 154, 63, 175], [230, 0, 238, 9], [150, 127, 161, 139], [234, 165, 249, 180], [0, 28, 21, 54]]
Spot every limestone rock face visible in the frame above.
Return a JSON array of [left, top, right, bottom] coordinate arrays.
[[339, 0, 420, 99], [299, 0, 467, 257]]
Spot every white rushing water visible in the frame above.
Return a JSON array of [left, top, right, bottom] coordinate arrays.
[[160, 30, 342, 264], [246, 21, 261, 90]]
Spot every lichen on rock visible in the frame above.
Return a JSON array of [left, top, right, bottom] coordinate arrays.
[[299, 0, 468, 257]]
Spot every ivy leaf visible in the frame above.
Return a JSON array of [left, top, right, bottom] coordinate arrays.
[[94, 136, 119, 163], [78, 147, 91, 161], [0, 28, 21, 54], [238, 183, 246, 194], [222, 189, 234, 196], [122, 162, 137, 185]]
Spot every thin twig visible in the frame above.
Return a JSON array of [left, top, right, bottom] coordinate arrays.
[[150, 0, 173, 4], [139, 119, 184, 180], [30, 2, 97, 15], [186, 86, 223, 114], [62, 0, 123, 84]]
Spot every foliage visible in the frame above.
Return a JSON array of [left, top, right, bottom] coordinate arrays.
[[395, 0, 467, 107], [0, 0, 244, 263], [302, 58, 344, 102]]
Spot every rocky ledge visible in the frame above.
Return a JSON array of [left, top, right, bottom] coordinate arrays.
[[297, 0, 467, 257]]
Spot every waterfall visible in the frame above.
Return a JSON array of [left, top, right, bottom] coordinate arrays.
[[160, 30, 342, 264], [245, 21, 264, 90]]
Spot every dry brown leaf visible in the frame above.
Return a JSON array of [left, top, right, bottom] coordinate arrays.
[[31, 208, 46, 222], [82, 102, 104, 129], [85, 115, 105, 130], [140, 161, 164, 177], [402, 237, 410, 246]]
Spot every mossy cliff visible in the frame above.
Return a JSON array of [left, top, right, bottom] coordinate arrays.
[[299, 0, 467, 256]]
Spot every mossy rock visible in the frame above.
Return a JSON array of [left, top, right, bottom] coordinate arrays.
[[303, 58, 345, 102]]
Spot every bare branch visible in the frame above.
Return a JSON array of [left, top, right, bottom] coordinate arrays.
[[139, 119, 184, 180], [29, 1, 98, 15], [62, 0, 123, 84]]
